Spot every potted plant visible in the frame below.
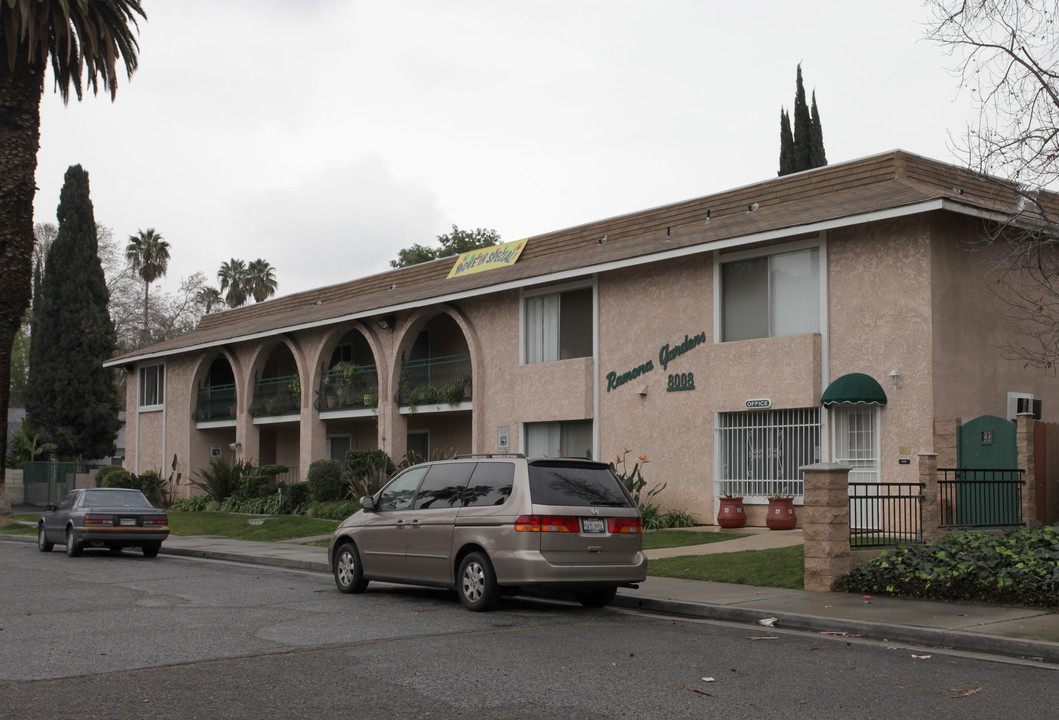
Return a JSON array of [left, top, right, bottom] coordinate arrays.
[[716, 491, 746, 528], [766, 488, 797, 530]]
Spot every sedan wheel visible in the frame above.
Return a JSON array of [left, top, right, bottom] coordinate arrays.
[[37, 525, 53, 553], [333, 542, 368, 594], [65, 527, 83, 558], [142, 543, 161, 558], [457, 551, 498, 612]]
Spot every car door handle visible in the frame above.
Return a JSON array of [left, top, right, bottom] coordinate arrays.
[[409, 519, 421, 529]]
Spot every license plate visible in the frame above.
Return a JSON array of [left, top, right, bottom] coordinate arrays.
[[120, 518, 136, 527], [581, 518, 606, 533]]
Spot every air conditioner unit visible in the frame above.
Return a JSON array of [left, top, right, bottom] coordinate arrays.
[[1016, 396, 1043, 419]]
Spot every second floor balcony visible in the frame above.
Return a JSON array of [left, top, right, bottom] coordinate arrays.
[[397, 354, 472, 409], [316, 363, 379, 412], [192, 382, 237, 422], [250, 374, 301, 418]]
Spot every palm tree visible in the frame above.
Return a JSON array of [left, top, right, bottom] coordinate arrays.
[[247, 258, 278, 303], [218, 258, 249, 308], [0, 0, 146, 518], [197, 286, 224, 314], [125, 228, 170, 341]]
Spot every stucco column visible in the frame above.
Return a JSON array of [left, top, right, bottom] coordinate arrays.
[[1017, 412, 1037, 526], [800, 462, 852, 592], [919, 453, 942, 542]]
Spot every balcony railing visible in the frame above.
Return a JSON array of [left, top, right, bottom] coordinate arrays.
[[316, 364, 379, 411], [397, 354, 472, 408], [249, 374, 301, 418], [193, 383, 237, 422]]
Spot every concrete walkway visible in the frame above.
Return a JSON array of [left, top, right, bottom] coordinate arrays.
[[6, 517, 1059, 666]]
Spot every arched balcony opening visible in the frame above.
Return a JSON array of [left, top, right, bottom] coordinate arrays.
[[250, 345, 301, 419], [192, 355, 238, 423], [397, 314, 472, 410], [316, 330, 379, 412]]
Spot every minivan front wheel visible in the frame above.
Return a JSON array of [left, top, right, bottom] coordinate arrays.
[[334, 542, 368, 594], [457, 552, 498, 612]]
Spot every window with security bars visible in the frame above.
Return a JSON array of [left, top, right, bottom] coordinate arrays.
[[832, 405, 879, 484], [716, 408, 820, 498]]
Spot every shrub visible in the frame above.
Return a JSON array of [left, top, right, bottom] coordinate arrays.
[[191, 458, 248, 502], [609, 449, 666, 510], [94, 465, 125, 487], [98, 468, 137, 489], [846, 526, 1059, 607], [283, 481, 311, 514], [137, 470, 165, 506], [306, 459, 344, 503], [345, 449, 395, 499], [308, 499, 360, 521], [660, 508, 698, 528], [170, 496, 211, 512]]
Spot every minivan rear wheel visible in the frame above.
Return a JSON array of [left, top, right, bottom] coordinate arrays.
[[575, 587, 618, 608], [334, 542, 369, 594], [457, 552, 498, 612]]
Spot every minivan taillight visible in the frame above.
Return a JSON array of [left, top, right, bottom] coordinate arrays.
[[608, 517, 643, 534], [515, 515, 580, 533]]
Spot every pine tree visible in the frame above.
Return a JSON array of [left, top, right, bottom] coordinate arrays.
[[26, 166, 121, 460], [778, 108, 795, 176]]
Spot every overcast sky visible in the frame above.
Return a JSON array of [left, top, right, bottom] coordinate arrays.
[[32, 0, 976, 299]]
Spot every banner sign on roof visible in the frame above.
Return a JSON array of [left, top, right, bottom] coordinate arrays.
[[447, 239, 527, 279]]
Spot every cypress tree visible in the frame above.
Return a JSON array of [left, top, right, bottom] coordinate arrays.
[[26, 165, 120, 460], [809, 90, 827, 168], [792, 64, 813, 171], [777, 64, 828, 175], [778, 108, 795, 176]]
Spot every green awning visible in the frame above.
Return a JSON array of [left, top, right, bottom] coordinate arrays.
[[820, 372, 887, 406]]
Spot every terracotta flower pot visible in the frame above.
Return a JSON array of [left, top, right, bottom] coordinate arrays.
[[716, 497, 747, 528], [766, 497, 797, 530]]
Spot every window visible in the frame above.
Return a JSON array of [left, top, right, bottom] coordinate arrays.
[[524, 286, 592, 363], [464, 463, 515, 507], [721, 247, 820, 341], [413, 463, 476, 510], [377, 467, 427, 511], [833, 405, 879, 484], [139, 364, 165, 408], [716, 408, 819, 498], [326, 436, 351, 463], [525, 420, 593, 459]]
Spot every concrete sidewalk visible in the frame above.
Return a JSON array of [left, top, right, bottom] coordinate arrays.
[[6, 516, 1059, 665]]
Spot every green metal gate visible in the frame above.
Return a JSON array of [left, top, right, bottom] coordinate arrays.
[[956, 415, 1020, 526], [22, 461, 76, 505]]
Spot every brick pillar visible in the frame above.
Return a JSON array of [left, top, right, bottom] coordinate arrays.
[[801, 462, 852, 592], [1017, 412, 1037, 526], [919, 453, 942, 542]]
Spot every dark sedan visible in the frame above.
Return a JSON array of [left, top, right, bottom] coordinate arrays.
[[38, 488, 170, 558]]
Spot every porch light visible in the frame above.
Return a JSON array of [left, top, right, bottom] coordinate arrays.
[[377, 316, 396, 330], [889, 370, 903, 389]]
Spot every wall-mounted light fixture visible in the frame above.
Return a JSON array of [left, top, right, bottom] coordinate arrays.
[[378, 316, 396, 330], [889, 370, 903, 389], [599, 235, 608, 245], [229, 442, 242, 451]]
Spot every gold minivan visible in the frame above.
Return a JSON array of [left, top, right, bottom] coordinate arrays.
[[328, 454, 647, 611]]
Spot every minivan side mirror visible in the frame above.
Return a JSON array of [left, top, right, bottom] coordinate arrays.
[[360, 496, 377, 512]]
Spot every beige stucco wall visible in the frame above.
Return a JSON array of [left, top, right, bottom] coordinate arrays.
[[827, 217, 935, 484]]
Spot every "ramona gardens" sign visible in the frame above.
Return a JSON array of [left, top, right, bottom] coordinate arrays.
[[605, 331, 707, 392]]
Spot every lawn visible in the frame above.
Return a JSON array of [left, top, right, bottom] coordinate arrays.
[[647, 545, 805, 590], [166, 512, 338, 542], [642, 529, 747, 550]]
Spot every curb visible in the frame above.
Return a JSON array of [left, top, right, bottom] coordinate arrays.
[[610, 594, 1059, 665], [160, 545, 329, 574]]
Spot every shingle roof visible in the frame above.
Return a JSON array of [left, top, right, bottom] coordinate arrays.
[[106, 149, 1050, 366]]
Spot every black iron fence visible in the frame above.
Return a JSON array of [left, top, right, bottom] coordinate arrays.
[[937, 468, 1024, 529], [848, 481, 925, 548]]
